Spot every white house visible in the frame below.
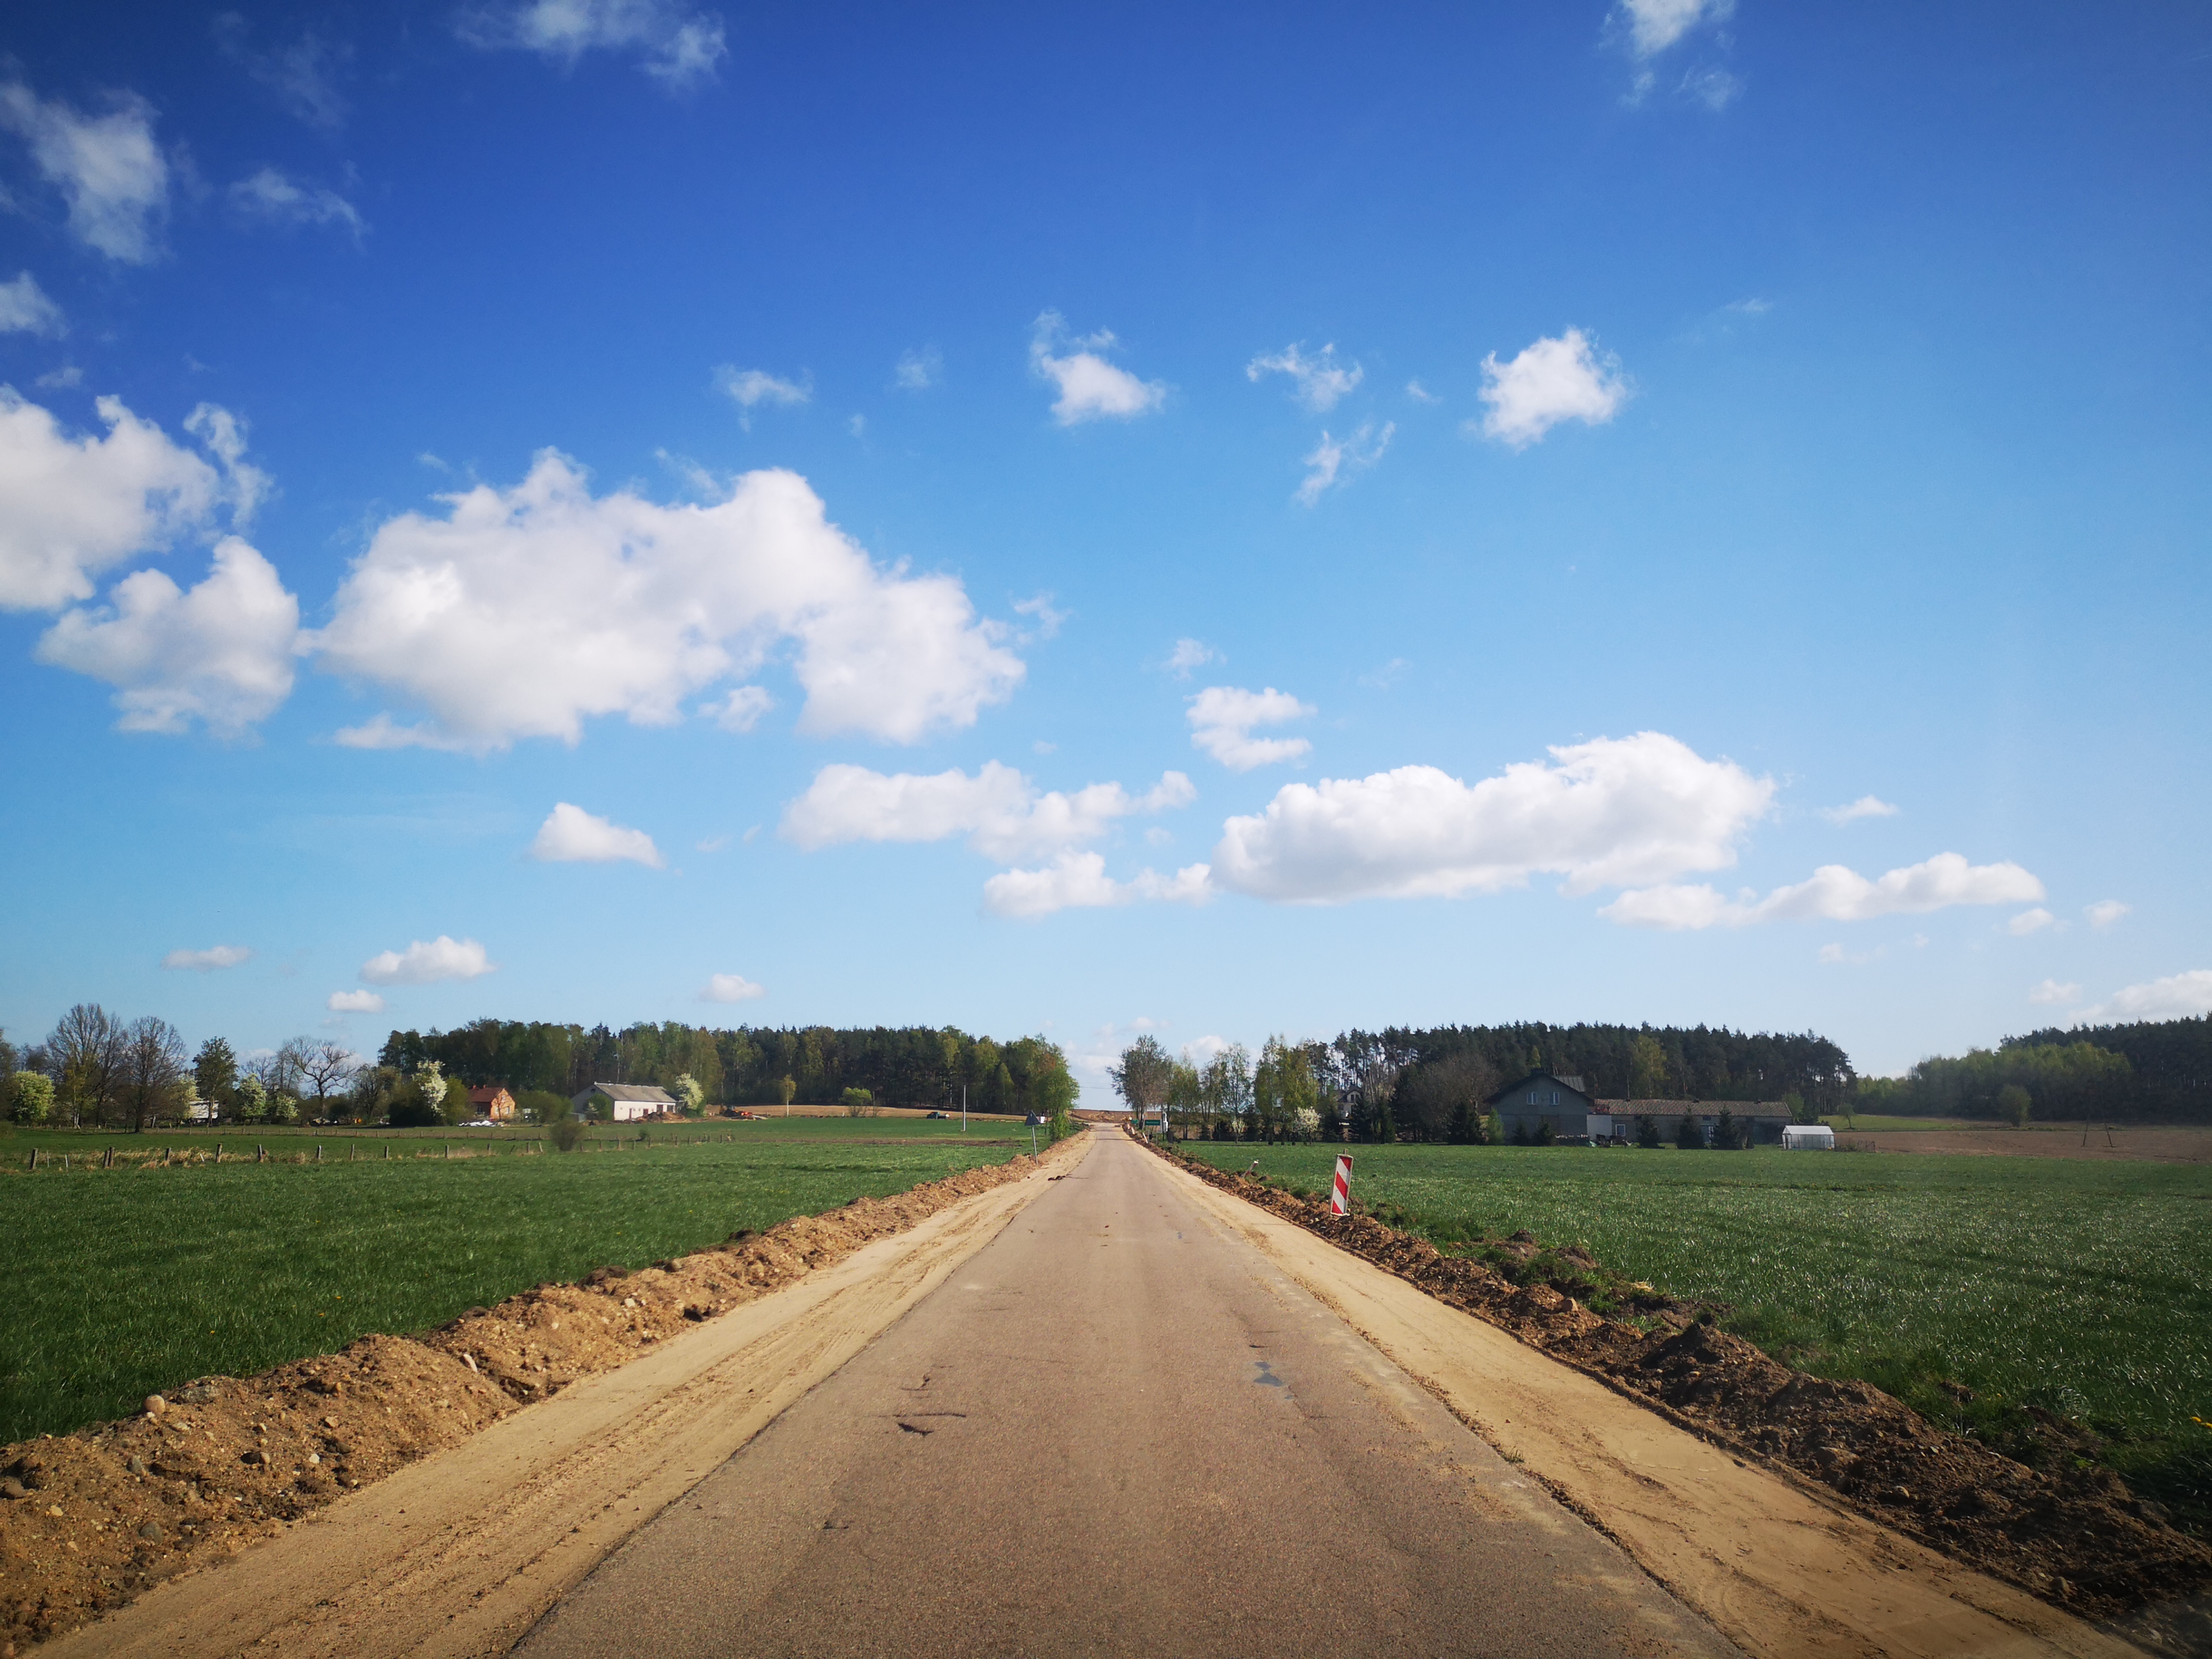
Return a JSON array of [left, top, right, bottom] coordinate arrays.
[[572, 1082, 677, 1122]]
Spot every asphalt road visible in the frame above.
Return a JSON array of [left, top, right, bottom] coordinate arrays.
[[516, 1132, 1738, 1658]]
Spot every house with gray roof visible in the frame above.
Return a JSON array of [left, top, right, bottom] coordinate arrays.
[[572, 1081, 678, 1122]]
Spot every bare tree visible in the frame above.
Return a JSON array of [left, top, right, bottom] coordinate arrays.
[[47, 1004, 127, 1127], [119, 1016, 190, 1133], [296, 1040, 361, 1118]]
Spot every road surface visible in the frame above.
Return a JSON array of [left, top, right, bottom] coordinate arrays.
[[517, 1131, 1735, 1658]]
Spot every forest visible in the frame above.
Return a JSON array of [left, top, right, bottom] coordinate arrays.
[[376, 1019, 1074, 1117], [1856, 1015, 2211, 1123]]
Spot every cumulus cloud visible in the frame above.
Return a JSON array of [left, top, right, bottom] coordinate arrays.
[[327, 989, 385, 1013], [783, 760, 1193, 864], [0, 273, 64, 337], [1472, 329, 1629, 449], [1295, 421, 1392, 506], [228, 168, 365, 241], [2008, 907, 2056, 936], [703, 684, 773, 731], [0, 80, 168, 263], [893, 346, 941, 391], [1212, 732, 1772, 905], [2086, 899, 2130, 930], [1614, 0, 1732, 57], [312, 453, 1023, 750], [1166, 637, 1218, 677], [2028, 979, 2081, 1006], [700, 973, 766, 1003], [0, 389, 267, 612], [2079, 969, 2212, 1025], [1011, 593, 1068, 639], [981, 852, 1211, 919], [162, 944, 252, 971], [1246, 343, 1362, 412], [1030, 311, 1166, 426], [214, 15, 353, 130], [715, 366, 810, 421], [1602, 852, 2045, 930], [35, 537, 300, 735], [528, 801, 665, 867], [1188, 685, 1314, 771], [359, 935, 495, 985], [1819, 795, 1898, 825], [458, 0, 728, 87]]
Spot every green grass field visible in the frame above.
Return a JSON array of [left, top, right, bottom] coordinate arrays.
[[0, 1119, 1041, 1445], [1181, 1140, 2212, 1528]]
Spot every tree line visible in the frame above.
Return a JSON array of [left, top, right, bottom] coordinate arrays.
[[1110, 1020, 1856, 1144], [1856, 1016, 2211, 1124], [0, 1007, 1079, 1130]]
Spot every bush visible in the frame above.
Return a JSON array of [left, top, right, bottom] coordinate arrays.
[[1676, 1112, 1706, 1150], [1636, 1114, 1663, 1149], [388, 1092, 442, 1129], [841, 1087, 874, 1118], [518, 1089, 570, 1124], [550, 1119, 586, 1152], [7, 1071, 54, 1125]]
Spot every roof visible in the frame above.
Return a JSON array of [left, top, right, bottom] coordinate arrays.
[[1593, 1099, 1793, 1118], [467, 1085, 510, 1100], [583, 1082, 677, 1103], [1486, 1071, 1594, 1106]]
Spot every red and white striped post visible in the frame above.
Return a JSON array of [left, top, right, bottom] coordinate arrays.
[[1330, 1153, 1353, 1215]]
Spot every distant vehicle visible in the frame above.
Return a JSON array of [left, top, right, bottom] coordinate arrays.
[[1782, 1125, 1837, 1150], [926, 1110, 947, 1119]]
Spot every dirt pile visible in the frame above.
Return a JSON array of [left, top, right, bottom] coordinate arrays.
[[0, 1147, 1061, 1655], [1153, 1142, 2212, 1628]]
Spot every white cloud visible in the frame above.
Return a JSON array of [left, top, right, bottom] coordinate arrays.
[[215, 16, 353, 131], [2079, 970, 2212, 1025], [1819, 794, 1899, 825], [1357, 657, 1408, 690], [1188, 685, 1314, 771], [715, 365, 810, 414], [1030, 311, 1166, 426], [1012, 593, 1068, 639], [981, 852, 1212, 919], [0, 273, 64, 337], [327, 989, 385, 1013], [2008, 907, 2055, 936], [1473, 330, 1630, 449], [703, 684, 773, 731], [162, 944, 252, 971], [228, 167, 366, 241], [2086, 899, 2130, 930], [893, 346, 941, 391], [1682, 66, 1742, 110], [0, 390, 271, 611], [457, 0, 727, 86], [783, 760, 1194, 864], [1614, 0, 1732, 57], [1213, 732, 1773, 905], [312, 453, 1022, 750], [1246, 343, 1363, 412], [0, 80, 168, 263], [1166, 637, 1218, 677], [528, 801, 665, 868], [35, 537, 300, 734], [1295, 421, 1393, 506], [1603, 852, 2046, 930], [1405, 380, 1440, 405], [2028, 979, 2081, 1006], [359, 935, 496, 985], [35, 366, 83, 390], [700, 973, 766, 1003]]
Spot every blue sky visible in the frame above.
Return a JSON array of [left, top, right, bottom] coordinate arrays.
[[0, 0, 2206, 1091]]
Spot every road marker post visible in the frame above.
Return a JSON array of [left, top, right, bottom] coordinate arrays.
[[1330, 1152, 1353, 1216]]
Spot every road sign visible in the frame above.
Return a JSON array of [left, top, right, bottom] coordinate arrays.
[[1330, 1153, 1353, 1215]]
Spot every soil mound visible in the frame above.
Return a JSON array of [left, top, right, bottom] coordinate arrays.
[[1151, 1141, 2212, 1631], [0, 1147, 1060, 1654]]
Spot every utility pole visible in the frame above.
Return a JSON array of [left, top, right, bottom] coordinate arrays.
[[962, 1083, 967, 1133]]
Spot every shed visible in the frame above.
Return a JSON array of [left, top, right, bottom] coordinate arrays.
[[1781, 1124, 1836, 1150], [1592, 1100, 1797, 1147], [572, 1082, 677, 1122]]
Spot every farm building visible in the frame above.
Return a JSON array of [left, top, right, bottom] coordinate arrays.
[[572, 1082, 677, 1122], [1487, 1072, 1796, 1144], [467, 1086, 517, 1122]]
